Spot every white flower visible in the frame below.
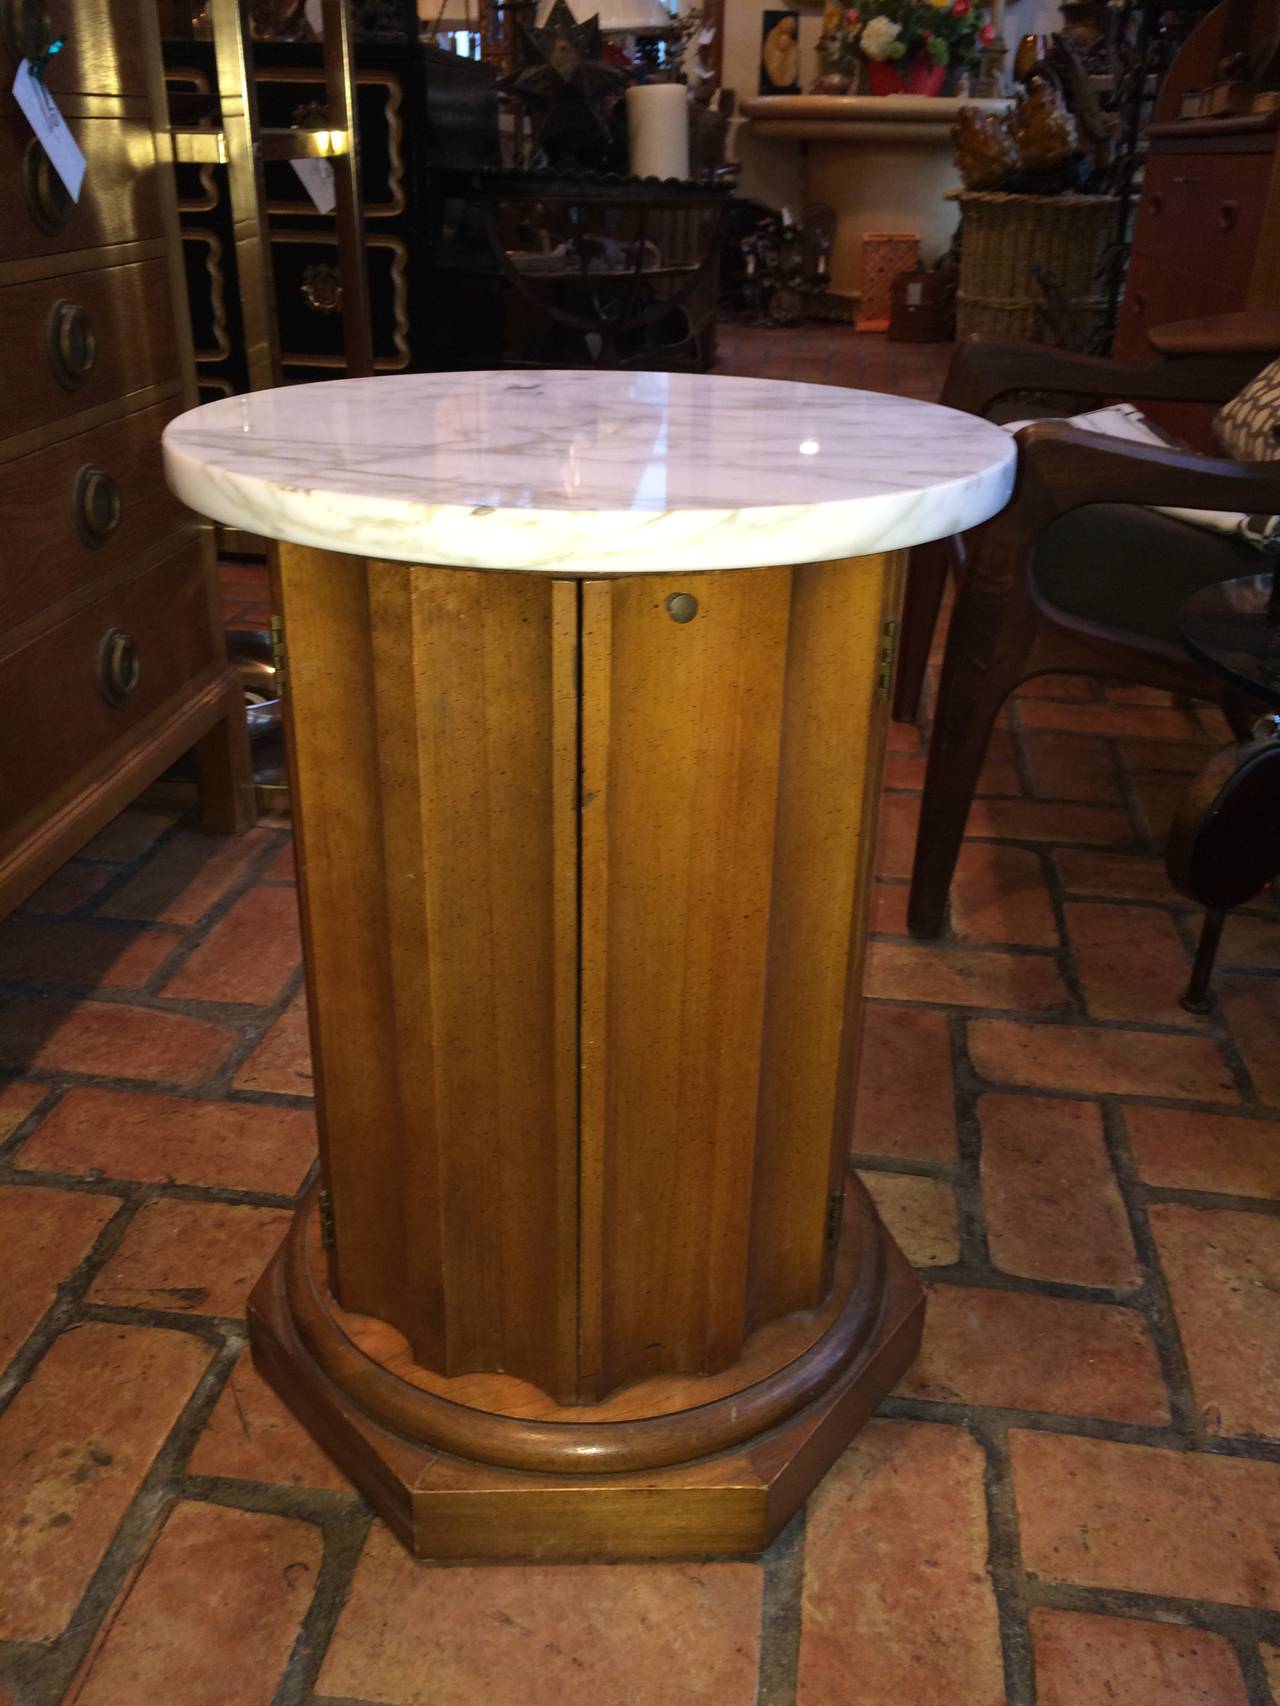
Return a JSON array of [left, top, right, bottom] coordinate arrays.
[[860, 14, 902, 58]]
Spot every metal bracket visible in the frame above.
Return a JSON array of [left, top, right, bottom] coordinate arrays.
[[270, 612, 287, 698], [318, 1188, 335, 1251], [876, 618, 898, 701]]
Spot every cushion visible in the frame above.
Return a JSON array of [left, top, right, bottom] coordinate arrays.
[[1214, 354, 1280, 462], [1030, 503, 1258, 649]]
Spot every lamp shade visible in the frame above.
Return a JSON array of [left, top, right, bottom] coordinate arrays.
[[536, 0, 674, 30]]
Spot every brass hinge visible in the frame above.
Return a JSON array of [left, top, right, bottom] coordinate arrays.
[[825, 1189, 844, 1249], [876, 618, 898, 700], [318, 1188, 335, 1251], [270, 612, 287, 699]]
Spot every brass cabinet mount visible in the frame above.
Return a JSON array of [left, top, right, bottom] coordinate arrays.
[[22, 140, 74, 236], [47, 300, 96, 391], [97, 628, 141, 707], [72, 464, 121, 549]]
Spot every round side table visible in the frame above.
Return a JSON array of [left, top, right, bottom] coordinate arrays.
[[164, 369, 1015, 1561]]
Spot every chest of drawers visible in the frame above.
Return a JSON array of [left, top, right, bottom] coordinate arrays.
[[0, 0, 253, 915]]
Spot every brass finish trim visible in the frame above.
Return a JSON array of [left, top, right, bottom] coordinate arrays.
[[185, 227, 232, 362], [22, 141, 74, 236], [47, 299, 97, 391], [260, 126, 350, 159], [97, 628, 142, 706], [72, 464, 123, 549], [170, 128, 228, 164], [168, 68, 221, 212], [50, 93, 150, 120], [261, 69, 404, 217], [274, 232, 408, 371]]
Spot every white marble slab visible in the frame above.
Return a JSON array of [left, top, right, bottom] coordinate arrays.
[[163, 369, 1015, 574]]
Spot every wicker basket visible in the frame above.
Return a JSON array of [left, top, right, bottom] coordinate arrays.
[[948, 191, 1119, 347], [856, 231, 919, 333]]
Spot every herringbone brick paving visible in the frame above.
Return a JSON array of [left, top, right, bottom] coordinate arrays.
[[0, 325, 1277, 1704]]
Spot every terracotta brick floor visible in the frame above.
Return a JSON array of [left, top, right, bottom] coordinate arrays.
[[2, 325, 1279, 1704]]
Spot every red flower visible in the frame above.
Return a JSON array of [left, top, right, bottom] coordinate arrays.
[[845, 8, 859, 24], [978, 20, 995, 42], [951, 0, 970, 15]]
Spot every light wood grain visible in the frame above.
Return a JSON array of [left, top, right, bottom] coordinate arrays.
[[750, 552, 903, 1323], [580, 569, 792, 1394]]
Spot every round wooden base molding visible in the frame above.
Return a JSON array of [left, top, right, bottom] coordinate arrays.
[[284, 1180, 886, 1475], [247, 1182, 926, 1560]]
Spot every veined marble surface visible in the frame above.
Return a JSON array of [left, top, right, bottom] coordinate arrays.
[[163, 370, 1015, 574]]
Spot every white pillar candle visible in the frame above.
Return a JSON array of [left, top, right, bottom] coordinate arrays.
[[626, 83, 690, 181]]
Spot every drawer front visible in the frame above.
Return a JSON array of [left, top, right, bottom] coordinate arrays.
[[0, 399, 190, 638], [0, 539, 219, 835], [0, 256, 179, 443], [1114, 256, 1221, 452], [0, 0, 152, 98], [0, 109, 165, 262], [1131, 151, 1271, 297]]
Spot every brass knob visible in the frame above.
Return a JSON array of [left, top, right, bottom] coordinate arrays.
[[48, 299, 95, 389], [98, 628, 141, 706], [72, 464, 121, 547], [22, 140, 74, 235], [0, 0, 54, 61]]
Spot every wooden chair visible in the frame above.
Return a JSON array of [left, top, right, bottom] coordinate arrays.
[[902, 312, 1280, 938]]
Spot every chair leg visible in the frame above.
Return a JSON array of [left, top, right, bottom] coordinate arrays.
[[1222, 690, 1261, 743], [195, 685, 257, 834], [1181, 907, 1226, 1014], [891, 539, 950, 726], [906, 537, 1040, 939]]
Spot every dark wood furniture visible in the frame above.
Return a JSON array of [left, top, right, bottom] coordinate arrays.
[[898, 320, 1280, 939], [1113, 4, 1280, 443], [0, 0, 253, 916], [162, 35, 499, 399], [436, 171, 729, 371], [1168, 574, 1280, 1010]]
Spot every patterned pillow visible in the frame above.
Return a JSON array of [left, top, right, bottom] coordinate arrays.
[[1214, 355, 1280, 461]]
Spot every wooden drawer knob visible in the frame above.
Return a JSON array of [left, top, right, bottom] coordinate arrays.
[[0, 0, 54, 60], [48, 299, 96, 390], [72, 464, 121, 548], [1130, 291, 1146, 317], [22, 140, 74, 235], [1218, 200, 1239, 232], [97, 628, 141, 706], [1148, 191, 1163, 216]]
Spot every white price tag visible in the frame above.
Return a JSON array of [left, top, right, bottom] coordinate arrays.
[[12, 58, 85, 202], [292, 156, 336, 214]]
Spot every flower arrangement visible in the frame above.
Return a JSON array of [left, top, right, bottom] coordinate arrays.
[[820, 0, 995, 87]]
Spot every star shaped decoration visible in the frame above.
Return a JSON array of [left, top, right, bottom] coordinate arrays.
[[502, 0, 630, 167]]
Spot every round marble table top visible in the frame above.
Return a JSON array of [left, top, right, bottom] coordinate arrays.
[[163, 369, 1016, 574]]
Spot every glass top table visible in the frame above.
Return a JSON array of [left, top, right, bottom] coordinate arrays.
[[1179, 570, 1280, 709]]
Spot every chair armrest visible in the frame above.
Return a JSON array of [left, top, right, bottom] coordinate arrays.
[[1012, 421, 1280, 534], [1149, 310, 1280, 359], [940, 334, 1271, 418]]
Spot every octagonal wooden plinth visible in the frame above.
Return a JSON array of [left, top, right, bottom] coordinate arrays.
[[248, 1183, 923, 1560]]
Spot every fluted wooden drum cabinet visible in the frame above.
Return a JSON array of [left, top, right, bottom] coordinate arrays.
[[164, 369, 1014, 1560]]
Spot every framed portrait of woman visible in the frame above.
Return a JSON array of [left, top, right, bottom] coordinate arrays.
[[759, 10, 801, 93]]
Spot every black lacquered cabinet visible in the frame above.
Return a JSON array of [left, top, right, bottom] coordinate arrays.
[[163, 36, 499, 398]]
